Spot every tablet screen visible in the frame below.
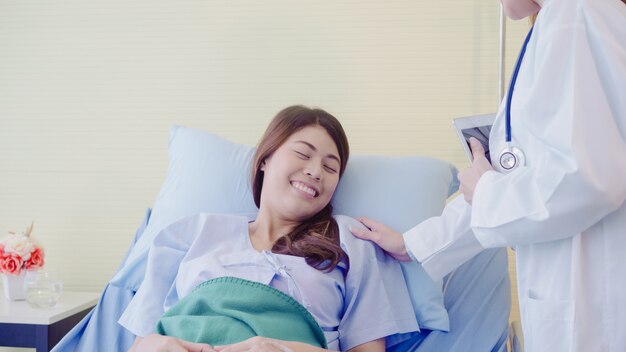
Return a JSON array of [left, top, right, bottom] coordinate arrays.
[[461, 125, 492, 163], [453, 113, 495, 163]]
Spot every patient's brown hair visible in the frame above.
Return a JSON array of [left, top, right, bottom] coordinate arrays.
[[251, 105, 349, 272]]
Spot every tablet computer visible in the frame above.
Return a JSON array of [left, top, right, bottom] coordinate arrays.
[[452, 113, 495, 163]]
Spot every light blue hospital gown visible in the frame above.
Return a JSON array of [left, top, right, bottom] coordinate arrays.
[[118, 213, 419, 351]]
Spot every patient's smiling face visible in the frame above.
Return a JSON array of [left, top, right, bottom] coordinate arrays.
[[260, 125, 341, 222]]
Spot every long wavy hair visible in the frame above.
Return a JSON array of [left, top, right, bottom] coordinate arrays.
[[251, 105, 349, 272]]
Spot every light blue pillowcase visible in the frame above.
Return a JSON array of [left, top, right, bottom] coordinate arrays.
[[114, 125, 457, 332]]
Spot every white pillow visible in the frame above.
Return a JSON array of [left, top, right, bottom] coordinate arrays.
[[115, 125, 457, 331]]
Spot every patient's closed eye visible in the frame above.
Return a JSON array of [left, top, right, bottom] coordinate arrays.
[[294, 150, 310, 159], [324, 165, 337, 174]]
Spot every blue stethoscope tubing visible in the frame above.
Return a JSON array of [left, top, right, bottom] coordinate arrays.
[[505, 26, 534, 142], [499, 26, 533, 171]]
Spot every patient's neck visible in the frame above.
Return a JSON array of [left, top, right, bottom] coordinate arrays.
[[248, 210, 299, 252]]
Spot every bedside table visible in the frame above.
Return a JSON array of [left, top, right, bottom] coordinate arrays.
[[0, 291, 99, 352]]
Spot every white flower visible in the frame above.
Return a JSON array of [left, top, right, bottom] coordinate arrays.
[[1, 233, 35, 259]]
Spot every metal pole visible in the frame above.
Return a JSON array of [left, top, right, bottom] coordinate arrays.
[[498, 3, 506, 108]]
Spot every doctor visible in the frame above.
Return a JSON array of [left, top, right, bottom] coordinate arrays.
[[352, 0, 626, 351]]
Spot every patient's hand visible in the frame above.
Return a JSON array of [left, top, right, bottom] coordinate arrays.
[[350, 218, 412, 262], [215, 337, 294, 352], [215, 335, 383, 352], [130, 334, 215, 352]]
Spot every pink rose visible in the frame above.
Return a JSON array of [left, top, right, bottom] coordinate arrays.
[[0, 243, 7, 271], [1, 253, 23, 275], [24, 246, 45, 270]]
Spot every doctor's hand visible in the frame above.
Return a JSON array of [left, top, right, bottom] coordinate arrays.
[[458, 137, 494, 204], [129, 334, 215, 352], [350, 218, 412, 262]]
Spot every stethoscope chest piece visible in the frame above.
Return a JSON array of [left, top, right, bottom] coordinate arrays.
[[498, 144, 526, 172]]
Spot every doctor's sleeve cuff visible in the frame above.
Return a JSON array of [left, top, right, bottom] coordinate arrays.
[[403, 196, 485, 281], [470, 170, 510, 248]]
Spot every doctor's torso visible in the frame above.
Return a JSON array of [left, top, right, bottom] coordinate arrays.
[[482, 0, 626, 350]]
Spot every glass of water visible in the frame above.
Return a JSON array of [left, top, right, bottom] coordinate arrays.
[[24, 268, 63, 309]]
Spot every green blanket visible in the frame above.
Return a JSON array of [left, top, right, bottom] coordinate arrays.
[[156, 277, 327, 348]]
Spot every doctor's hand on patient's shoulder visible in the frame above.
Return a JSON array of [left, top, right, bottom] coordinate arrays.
[[350, 218, 412, 262], [129, 334, 215, 352], [458, 137, 494, 204]]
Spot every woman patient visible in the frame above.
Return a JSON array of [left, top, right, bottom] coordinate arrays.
[[119, 105, 418, 352]]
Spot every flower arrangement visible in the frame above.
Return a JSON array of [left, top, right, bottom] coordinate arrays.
[[0, 222, 45, 276]]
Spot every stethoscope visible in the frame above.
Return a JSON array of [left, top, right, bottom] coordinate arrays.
[[498, 26, 533, 172]]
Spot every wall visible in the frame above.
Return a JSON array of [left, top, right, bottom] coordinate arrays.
[[0, 0, 527, 336]]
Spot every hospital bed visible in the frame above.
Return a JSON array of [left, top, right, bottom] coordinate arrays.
[[52, 125, 512, 352]]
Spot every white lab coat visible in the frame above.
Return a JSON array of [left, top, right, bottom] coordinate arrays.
[[404, 0, 626, 351]]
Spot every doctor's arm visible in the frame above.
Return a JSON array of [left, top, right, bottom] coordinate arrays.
[[352, 200, 485, 282], [464, 27, 626, 249]]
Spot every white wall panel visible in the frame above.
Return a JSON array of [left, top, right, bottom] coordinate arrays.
[[0, 1, 529, 327]]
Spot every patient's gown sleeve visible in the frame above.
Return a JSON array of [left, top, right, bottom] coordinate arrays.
[[335, 215, 419, 351], [118, 215, 201, 337]]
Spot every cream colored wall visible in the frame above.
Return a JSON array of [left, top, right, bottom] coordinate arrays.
[[0, 0, 527, 330]]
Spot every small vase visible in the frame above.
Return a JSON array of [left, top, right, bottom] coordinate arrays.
[[2, 271, 27, 300]]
